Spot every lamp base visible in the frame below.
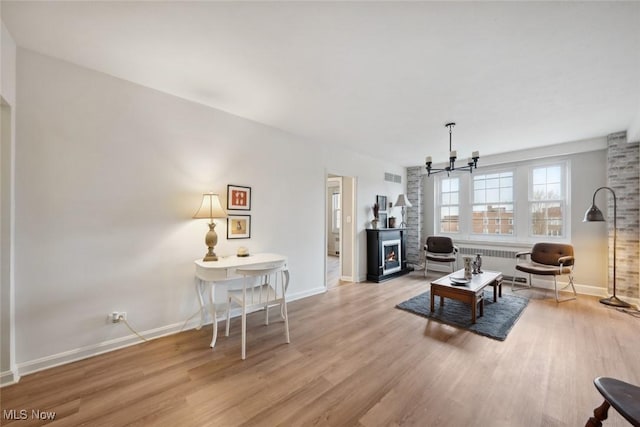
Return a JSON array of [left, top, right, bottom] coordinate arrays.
[[599, 295, 631, 308]]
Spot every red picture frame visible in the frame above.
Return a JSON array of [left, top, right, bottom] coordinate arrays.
[[227, 185, 251, 211]]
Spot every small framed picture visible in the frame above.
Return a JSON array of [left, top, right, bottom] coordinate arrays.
[[379, 212, 388, 229], [227, 215, 251, 239], [227, 185, 251, 210], [376, 195, 387, 213]]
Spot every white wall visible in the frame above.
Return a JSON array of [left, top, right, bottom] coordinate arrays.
[[12, 49, 405, 374], [422, 143, 609, 293], [1, 20, 18, 385]]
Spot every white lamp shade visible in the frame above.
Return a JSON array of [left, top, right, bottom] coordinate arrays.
[[193, 193, 227, 219], [395, 194, 413, 208]]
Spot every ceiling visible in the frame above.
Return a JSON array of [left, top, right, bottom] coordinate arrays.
[[2, 1, 639, 166]]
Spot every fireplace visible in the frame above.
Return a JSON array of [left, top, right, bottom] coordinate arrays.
[[366, 229, 409, 282], [382, 239, 401, 275]]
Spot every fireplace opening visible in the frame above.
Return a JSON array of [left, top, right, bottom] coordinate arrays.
[[382, 239, 402, 275]]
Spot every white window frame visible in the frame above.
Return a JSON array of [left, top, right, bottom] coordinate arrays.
[[470, 168, 516, 239], [528, 162, 569, 239], [431, 159, 571, 244], [436, 176, 461, 234], [331, 192, 341, 234]]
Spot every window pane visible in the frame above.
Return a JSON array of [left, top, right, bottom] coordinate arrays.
[[471, 204, 514, 235], [486, 188, 499, 203], [500, 188, 512, 203], [547, 166, 561, 184], [442, 193, 450, 205], [547, 183, 561, 199], [472, 171, 514, 235], [440, 206, 459, 233], [533, 168, 546, 185], [500, 176, 513, 188], [331, 193, 341, 232], [532, 184, 546, 200], [530, 202, 563, 236], [486, 178, 499, 189], [530, 164, 565, 237]]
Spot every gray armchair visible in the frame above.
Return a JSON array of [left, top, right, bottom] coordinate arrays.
[[512, 242, 577, 302], [423, 236, 459, 277]]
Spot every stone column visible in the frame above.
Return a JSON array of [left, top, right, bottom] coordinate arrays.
[[606, 132, 639, 299], [406, 166, 423, 266]]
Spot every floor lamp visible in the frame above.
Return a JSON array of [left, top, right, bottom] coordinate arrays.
[[583, 186, 631, 308]]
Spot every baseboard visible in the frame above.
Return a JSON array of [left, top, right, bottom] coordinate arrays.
[[287, 286, 326, 301], [14, 285, 328, 380], [0, 368, 20, 387], [16, 318, 205, 378], [509, 276, 611, 298]]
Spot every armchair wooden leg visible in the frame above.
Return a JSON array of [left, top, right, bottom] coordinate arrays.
[[585, 400, 610, 427]]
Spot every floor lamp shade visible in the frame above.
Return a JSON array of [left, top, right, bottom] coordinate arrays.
[[194, 193, 228, 262], [583, 186, 630, 308]]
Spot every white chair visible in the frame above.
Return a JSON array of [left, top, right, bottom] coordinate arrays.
[[225, 264, 290, 359]]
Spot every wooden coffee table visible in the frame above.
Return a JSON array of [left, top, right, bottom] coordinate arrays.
[[430, 270, 503, 324]]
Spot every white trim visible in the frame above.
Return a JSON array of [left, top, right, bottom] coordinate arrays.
[[14, 286, 326, 379], [0, 368, 19, 387]]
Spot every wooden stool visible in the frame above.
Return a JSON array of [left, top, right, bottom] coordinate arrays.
[[586, 377, 640, 427]]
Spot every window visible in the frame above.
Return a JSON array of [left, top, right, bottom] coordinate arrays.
[[438, 177, 459, 233], [432, 159, 570, 243], [331, 192, 341, 233], [472, 172, 514, 236], [529, 164, 565, 237]]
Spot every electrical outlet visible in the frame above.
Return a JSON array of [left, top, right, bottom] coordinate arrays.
[[109, 311, 127, 323]]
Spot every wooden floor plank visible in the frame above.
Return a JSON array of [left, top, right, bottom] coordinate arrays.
[[2, 271, 639, 426]]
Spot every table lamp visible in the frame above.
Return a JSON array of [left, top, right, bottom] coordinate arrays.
[[193, 193, 227, 261], [583, 186, 630, 308], [395, 194, 413, 228]]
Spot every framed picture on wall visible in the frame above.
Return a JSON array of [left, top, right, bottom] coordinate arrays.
[[227, 185, 251, 210], [376, 195, 387, 213], [227, 215, 251, 239], [379, 212, 388, 229]]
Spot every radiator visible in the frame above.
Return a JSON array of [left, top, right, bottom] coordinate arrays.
[[426, 245, 527, 283]]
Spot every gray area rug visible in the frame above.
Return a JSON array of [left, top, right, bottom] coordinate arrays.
[[396, 289, 529, 341]]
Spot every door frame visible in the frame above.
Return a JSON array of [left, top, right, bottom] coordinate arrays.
[[325, 171, 357, 286]]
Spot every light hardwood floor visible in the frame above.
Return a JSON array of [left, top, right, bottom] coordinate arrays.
[[326, 255, 342, 289], [2, 272, 639, 426]]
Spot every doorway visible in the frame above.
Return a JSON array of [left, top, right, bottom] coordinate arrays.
[[326, 174, 356, 288], [1, 97, 15, 384]]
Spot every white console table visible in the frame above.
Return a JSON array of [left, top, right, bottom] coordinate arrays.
[[194, 253, 287, 348]]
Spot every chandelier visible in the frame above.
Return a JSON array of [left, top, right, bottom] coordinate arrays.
[[425, 122, 479, 177]]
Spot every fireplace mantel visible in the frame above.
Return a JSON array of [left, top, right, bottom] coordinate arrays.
[[366, 229, 410, 282]]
